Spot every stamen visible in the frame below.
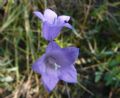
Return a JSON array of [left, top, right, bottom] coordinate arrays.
[[45, 55, 61, 70], [54, 63, 61, 70]]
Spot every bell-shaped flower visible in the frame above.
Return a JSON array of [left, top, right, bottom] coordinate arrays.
[[32, 41, 79, 92], [33, 9, 73, 41]]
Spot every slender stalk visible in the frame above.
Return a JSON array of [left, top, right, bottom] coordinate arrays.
[[65, 82, 71, 98], [14, 38, 19, 83], [44, 0, 47, 9], [24, 2, 30, 72]]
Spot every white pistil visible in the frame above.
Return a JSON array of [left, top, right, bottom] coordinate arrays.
[[54, 63, 61, 70]]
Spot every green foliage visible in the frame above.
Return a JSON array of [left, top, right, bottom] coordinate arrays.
[[0, 0, 120, 98]]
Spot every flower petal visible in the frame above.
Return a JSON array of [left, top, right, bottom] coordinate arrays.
[[44, 9, 57, 24], [32, 55, 46, 74], [64, 23, 73, 29], [63, 47, 79, 64], [45, 45, 79, 67], [45, 50, 71, 68], [42, 22, 62, 41], [46, 41, 60, 53], [45, 44, 79, 68], [41, 70, 59, 92], [33, 11, 45, 21], [57, 15, 73, 29], [59, 65, 77, 83], [44, 42, 70, 67], [58, 15, 70, 23]]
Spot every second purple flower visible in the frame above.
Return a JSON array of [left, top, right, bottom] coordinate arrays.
[[34, 9, 73, 41]]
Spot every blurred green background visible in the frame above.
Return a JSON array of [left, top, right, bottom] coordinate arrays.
[[0, 0, 120, 98]]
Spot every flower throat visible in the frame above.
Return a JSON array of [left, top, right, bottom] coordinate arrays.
[[45, 56, 60, 70]]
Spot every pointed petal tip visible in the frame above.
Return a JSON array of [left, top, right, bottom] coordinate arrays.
[[33, 11, 45, 21], [64, 23, 73, 29], [31, 55, 46, 74], [59, 65, 77, 83], [33, 11, 40, 15], [62, 47, 79, 65], [41, 74, 59, 92], [32, 62, 38, 72], [76, 47, 80, 54], [71, 47, 79, 58]]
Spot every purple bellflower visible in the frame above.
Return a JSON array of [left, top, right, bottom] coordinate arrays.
[[32, 41, 79, 92], [33, 9, 73, 41]]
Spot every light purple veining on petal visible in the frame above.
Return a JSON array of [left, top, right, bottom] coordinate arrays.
[[59, 65, 77, 83], [42, 22, 62, 41], [44, 9, 57, 24]]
